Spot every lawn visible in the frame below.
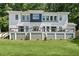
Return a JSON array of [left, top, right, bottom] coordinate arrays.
[[0, 39, 79, 56]]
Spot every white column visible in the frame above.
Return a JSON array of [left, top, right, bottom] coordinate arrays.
[[15, 33, 17, 40], [9, 33, 11, 40], [73, 33, 75, 38], [45, 26, 47, 32], [73, 28, 75, 38], [29, 33, 31, 40], [50, 26, 51, 32], [46, 33, 47, 38], [55, 33, 57, 40]]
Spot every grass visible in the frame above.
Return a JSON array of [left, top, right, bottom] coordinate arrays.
[[0, 39, 79, 56]]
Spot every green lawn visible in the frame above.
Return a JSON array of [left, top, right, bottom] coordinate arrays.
[[0, 39, 79, 56]]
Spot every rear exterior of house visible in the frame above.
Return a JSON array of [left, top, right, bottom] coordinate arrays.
[[8, 10, 76, 40]]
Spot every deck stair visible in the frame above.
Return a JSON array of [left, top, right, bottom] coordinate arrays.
[[0, 32, 9, 39]]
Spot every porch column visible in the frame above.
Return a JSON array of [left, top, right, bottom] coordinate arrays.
[[73, 33, 75, 38], [29, 33, 31, 40], [9, 33, 11, 40], [15, 33, 17, 40], [73, 28, 76, 38], [49, 26, 51, 32]]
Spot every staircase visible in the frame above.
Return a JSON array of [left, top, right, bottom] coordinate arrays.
[[0, 32, 9, 39]]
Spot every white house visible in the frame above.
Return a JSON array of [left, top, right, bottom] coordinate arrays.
[[8, 10, 76, 40]]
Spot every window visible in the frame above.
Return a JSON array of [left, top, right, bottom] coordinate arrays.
[[60, 16, 62, 21], [46, 16, 49, 21], [51, 27, 56, 32], [47, 26, 49, 32], [25, 15, 29, 22], [33, 26, 39, 31], [18, 26, 24, 32], [27, 15, 29, 20], [43, 16, 45, 21], [21, 15, 25, 22], [50, 16, 53, 21], [15, 15, 18, 20], [59, 26, 62, 32], [54, 16, 57, 21], [32, 14, 40, 20], [26, 26, 29, 32], [42, 26, 45, 32]]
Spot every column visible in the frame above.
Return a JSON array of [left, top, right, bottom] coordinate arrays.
[[45, 26, 46, 32], [9, 33, 11, 40], [73, 33, 75, 38], [29, 33, 31, 40], [49, 26, 51, 32], [15, 33, 17, 40], [73, 28, 75, 38]]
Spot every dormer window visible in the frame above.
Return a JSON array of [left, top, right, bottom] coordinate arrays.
[[15, 15, 18, 20], [60, 16, 62, 21], [43, 16, 45, 21], [32, 14, 40, 20], [21, 15, 26, 22], [46, 16, 49, 21], [50, 16, 53, 21], [54, 16, 57, 22], [30, 13, 42, 22]]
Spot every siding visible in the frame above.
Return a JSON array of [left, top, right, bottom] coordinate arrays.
[[31, 33, 42, 40], [47, 33, 55, 40], [17, 33, 25, 40]]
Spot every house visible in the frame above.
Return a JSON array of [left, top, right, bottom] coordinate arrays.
[[8, 10, 76, 40]]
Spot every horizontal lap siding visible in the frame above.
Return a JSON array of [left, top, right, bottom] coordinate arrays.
[[31, 33, 42, 40], [17, 33, 25, 40], [56, 33, 64, 39], [47, 33, 55, 40]]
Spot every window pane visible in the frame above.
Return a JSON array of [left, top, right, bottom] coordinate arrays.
[[47, 26, 49, 32], [26, 26, 29, 32], [54, 16, 57, 21], [18, 26, 24, 32], [51, 27, 56, 32], [33, 26, 39, 31], [42, 26, 45, 32], [15, 15, 18, 20], [43, 16, 45, 21], [27, 15, 29, 20], [46, 16, 49, 21], [33, 14, 39, 20], [60, 16, 62, 21], [21, 15, 25, 22], [50, 16, 53, 21]]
